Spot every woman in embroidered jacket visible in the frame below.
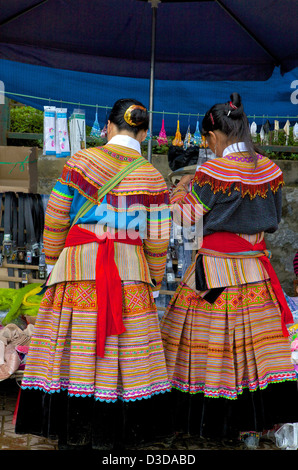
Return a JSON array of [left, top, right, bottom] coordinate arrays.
[[15, 99, 172, 449], [160, 93, 298, 447]]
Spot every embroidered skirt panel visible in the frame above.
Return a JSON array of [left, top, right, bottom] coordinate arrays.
[[160, 279, 296, 400], [21, 280, 171, 402]]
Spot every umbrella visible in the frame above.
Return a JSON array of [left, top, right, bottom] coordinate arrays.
[[137, 0, 298, 158], [0, 0, 297, 160], [1, 1, 296, 79]]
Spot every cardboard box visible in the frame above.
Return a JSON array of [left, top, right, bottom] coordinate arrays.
[[0, 146, 38, 192]]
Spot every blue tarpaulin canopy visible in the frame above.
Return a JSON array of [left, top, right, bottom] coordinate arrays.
[[1, 59, 298, 136], [0, 0, 297, 135]]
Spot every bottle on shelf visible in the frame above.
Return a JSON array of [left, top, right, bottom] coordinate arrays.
[[166, 250, 177, 293]]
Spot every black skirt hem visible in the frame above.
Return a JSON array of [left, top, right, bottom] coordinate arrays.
[[168, 381, 298, 440], [15, 388, 174, 450]]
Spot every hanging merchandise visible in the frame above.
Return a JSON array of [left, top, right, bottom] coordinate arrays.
[[144, 129, 151, 143], [263, 120, 270, 145], [43, 106, 56, 155], [183, 125, 193, 150], [69, 108, 86, 156], [260, 125, 265, 144], [250, 120, 258, 143], [201, 135, 208, 148], [293, 123, 298, 142], [274, 120, 280, 143], [284, 119, 290, 145], [100, 107, 109, 139], [184, 115, 194, 150], [55, 108, 70, 158], [90, 107, 101, 138], [192, 118, 202, 146], [172, 117, 183, 147], [101, 124, 107, 139], [157, 114, 168, 146]]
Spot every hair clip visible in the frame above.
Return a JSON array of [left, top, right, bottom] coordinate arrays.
[[210, 112, 215, 126], [227, 110, 231, 117], [229, 101, 237, 110], [124, 105, 146, 126]]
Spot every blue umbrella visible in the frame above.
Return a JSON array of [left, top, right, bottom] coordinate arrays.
[[136, 0, 298, 157], [0, 0, 297, 159]]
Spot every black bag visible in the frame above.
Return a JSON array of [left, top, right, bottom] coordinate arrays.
[[168, 145, 200, 171]]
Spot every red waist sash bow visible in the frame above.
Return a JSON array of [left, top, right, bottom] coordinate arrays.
[[201, 232, 294, 337], [65, 225, 143, 357]]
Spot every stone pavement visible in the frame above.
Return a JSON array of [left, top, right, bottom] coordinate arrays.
[[0, 375, 58, 450], [0, 376, 281, 451]]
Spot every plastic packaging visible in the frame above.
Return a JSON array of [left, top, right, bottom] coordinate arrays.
[[69, 109, 86, 156], [293, 122, 298, 142], [275, 423, 298, 450], [274, 120, 279, 143], [250, 121, 257, 142], [243, 435, 260, 449], [55, 108, 70, 158], [284, 120, 290, 145], [43, 106, 56, 155]]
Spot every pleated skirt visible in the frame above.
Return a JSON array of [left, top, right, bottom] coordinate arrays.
[[160, 279, 298, 439], [15, 280, 173, 449]]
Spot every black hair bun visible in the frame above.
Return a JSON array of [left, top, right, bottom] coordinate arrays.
[[227, 92, 244, 119], [230, 92, 242, 108], [109, 98, 149, 132], [130, 106, 148, 126]]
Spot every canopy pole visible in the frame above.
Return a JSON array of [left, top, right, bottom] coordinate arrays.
[[147, 0, 160, 163]]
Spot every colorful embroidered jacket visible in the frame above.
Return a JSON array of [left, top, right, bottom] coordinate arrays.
[[171, 148, 284, 290], [44, 143, 171, 291]]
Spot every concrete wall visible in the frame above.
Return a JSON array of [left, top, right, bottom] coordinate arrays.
[[266, 186, 298, 295], [37, 151, 298, 295]]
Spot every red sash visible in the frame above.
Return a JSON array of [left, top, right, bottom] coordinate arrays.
[[65, 225, 143, 357], [201, 232, 293, 337]]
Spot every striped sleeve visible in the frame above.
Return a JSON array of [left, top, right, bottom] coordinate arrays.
[[143, 191, 171, 292], [44, 180, 74, 265], [170, 181, 210, 227]]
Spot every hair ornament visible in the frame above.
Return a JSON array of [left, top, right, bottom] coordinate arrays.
[[229, 101, 238, 110], [124, 105, 146, 126], [210, 112, 215, 126]]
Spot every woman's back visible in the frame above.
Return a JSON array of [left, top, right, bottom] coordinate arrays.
[[192, 148, 283, 236], [44, 142, 171, 291]]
